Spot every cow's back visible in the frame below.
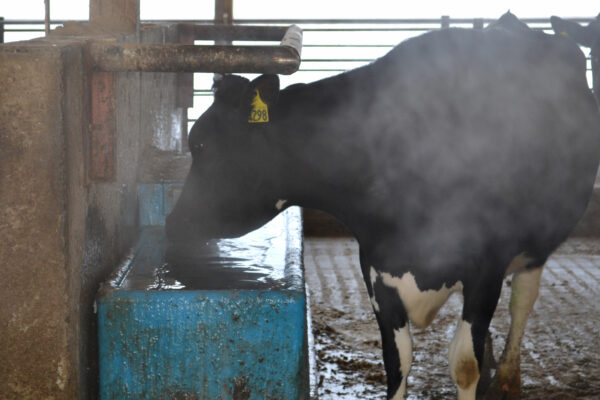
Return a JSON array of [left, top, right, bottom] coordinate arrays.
[[388, 29, 597, 264], [286, 27, 600, 267]]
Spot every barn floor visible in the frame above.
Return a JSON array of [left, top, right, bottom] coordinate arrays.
[[304, 237, 600, 400]]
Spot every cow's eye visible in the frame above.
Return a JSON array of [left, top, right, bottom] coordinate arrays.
[[190, 142, 204, 153]]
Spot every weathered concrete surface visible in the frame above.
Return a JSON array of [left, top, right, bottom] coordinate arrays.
[[0, 40, 83, 400], [0, 23, 187, 399]]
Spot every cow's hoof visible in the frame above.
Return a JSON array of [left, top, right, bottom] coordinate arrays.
[[476, 332, 497, 399], [482, 376, 521, 400]]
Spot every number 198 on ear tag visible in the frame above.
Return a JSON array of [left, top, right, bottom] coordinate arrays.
[[249, 90, 269, 123]]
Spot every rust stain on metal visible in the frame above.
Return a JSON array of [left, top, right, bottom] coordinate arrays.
[[90, 71, 116, 181], [90, 43, 300, 74], [87, 25, 302, 75], [232, 376, 251, 400]]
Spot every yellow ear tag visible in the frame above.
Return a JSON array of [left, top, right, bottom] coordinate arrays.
[[560, 30, 569, 37], [248, 89, 269, 123]]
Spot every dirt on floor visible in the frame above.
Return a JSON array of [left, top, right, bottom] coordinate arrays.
[[304, 237, 600, 400]]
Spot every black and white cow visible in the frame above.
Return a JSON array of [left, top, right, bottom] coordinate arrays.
[[166, 12, 600, 400]]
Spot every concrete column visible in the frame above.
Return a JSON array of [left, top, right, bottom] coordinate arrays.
[[0, 40, 86, 400], [90, 0, 140, 33], [1, 21, 190, 398]]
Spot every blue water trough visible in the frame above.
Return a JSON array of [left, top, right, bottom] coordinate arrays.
[[97, 185, 309, 399]]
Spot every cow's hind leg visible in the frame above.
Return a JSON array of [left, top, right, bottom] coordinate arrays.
[[368, 266, 413, 400], [451, 267, 505, 400], [484, 266, 543, 400]]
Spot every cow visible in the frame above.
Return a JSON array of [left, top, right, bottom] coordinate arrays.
[[166, 12, 600, 400]]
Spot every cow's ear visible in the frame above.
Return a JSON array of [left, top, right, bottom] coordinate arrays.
[[250, 74, 280, 106], [245, 75, 279, 124], [213, 75, 251, 106]]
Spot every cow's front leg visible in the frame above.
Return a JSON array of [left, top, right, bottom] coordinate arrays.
[[451, 269, 505, 400], [484, 266, 543, 400], [368, 266, 413, 400]]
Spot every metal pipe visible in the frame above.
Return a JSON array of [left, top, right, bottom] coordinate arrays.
[[0, 17, 4, 43], [88, 42, 300, 74], [186, 24, 289, 42], [44, 0, 50, 35], [89, 24, 302, 74], [280, 25, 303, 57], [1, 17, 595, 25], [215, 0, 233, 26]]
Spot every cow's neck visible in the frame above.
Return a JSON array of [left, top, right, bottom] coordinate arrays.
[[263, 75, 387, 241]]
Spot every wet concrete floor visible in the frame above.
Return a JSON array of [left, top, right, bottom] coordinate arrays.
[[304, 237, 600, 399]]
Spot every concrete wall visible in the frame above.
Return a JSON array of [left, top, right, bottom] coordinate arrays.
[[0, 23, 188, 399], [0, 39, 85, 399]]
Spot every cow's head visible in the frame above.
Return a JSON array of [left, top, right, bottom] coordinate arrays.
[[165, 74, 283, 243]]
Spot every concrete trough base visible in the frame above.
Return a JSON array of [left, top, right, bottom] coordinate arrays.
[[97, 208, 309, 399]]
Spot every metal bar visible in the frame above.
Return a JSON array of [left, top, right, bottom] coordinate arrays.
[[280, 25, 303, 57], [215, 0, 233, 25], [188, 24, 289, 42], [302, 59, 373, 62], [88, 42, 301, 74], [0, 17, 595, 26], [44, 0, 50, 35], [4, 29, 46, 32], [301, 27, 441, 32], [0, 17, 4, 43], [441, 15, 450, 29], [227, 17, 589, 25], [303, 44, 393, 47], [299, 69, 346, 72], [88, 24, 302, 74], [213, 0, 233, 84]]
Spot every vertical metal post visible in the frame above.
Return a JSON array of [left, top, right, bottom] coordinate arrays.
[[44, 0, 50, 36], [0, 17, 4, 43], [213, 0, 233, 83], [441, 15, 450, 29], [215, 0, 233, 26]]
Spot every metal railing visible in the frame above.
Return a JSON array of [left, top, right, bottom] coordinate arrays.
[[1, 16, 594, 124]]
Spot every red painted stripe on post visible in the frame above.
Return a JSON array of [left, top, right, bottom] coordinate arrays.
[[90, 71, 116, 181]]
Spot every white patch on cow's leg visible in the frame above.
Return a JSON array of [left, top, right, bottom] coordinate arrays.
[[369, 266, 381, 312], [380, 271, 462, 329], [274, 199, 288, 210], [504, 252, 534, 276], [449, 320, 479, 400], [505, 266, 543, 358], [390, 326, 413, 400], [493, 266, 543, 392]]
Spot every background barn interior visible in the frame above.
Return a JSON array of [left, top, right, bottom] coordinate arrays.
[[1, 1, 599, 399]]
